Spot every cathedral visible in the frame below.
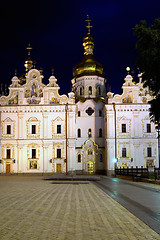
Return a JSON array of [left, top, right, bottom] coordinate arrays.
[[0, 18, 158, 175]]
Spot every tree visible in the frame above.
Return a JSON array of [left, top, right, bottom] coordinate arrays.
[[134, 18, 160, 122]]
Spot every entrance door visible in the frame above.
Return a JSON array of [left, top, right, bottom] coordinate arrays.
[[6, 164, 10, 173], [56, 164, 61, 173], [87, 161, 94, 174]]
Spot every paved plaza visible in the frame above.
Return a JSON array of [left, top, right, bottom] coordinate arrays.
[[0, 176, 160, 240]]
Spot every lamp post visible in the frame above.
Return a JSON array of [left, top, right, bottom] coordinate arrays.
[[155, 121, 160, 168]]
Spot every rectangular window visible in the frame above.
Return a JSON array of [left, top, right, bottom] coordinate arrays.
[[32, 149, 36, 159], [32, 125, 36, 134], [147, 124, 151, 133], [78, 111, 81, 117], [99, 128, 102, 137], [122, 148, 126, 157], [77, 129, 81, 138], [7, 125, 11, 134], [147, 147, 152, 157], [99, 110, 102, 117], [57, 125, 61, 134], [57, 149, 61, 158], [7, 149, 11, 159], [122, 124, 126, 133]]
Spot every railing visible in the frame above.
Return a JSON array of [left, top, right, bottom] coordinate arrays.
[[115, 166, 149, 179], [154, 167, 160, 180]]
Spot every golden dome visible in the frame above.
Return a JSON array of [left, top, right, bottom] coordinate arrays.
[[73, 17, 104, 78], [73, 53, 104, 78]]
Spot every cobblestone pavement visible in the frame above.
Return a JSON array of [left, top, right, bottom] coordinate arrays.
[[0, 176, 160, 240]]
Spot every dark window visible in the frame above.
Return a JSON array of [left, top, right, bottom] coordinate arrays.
[[99, 128, 102, 137], [99, 110, 102, 117], [78, 154, 81, 163], [147, 124, 151, 133], [88, 128, 92, 137], [147, 147, 152, 157], [57, 149, 61, 158], [78, 111, 81, 117], [86, 107, 94, 116], [122, 124, 126, 133], [7, 149, 11, 159], [80, 87, 83, 96], [32, 125, 36, 134], [32, 149, 36, 159], [88, 86, 92, 95], [57, 125, 61, 134], [7, 125, 11, 134], [98, 86, 101, 96], [77, 129, 81, 138], [122, 148, 126, 157], [100, 154, 103, 162]]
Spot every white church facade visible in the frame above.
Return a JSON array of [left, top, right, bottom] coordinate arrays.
[[0, 19, 158, 175]]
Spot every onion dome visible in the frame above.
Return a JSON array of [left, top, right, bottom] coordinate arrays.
[[73, 16, 104, 78]]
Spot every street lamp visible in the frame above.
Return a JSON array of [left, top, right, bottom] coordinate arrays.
[[155, 121, 160, 168]]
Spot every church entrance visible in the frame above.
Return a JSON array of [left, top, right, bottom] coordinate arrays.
[[87, 161, 94, 174], [6, 164, 11, 173], [56, 164, 61, 173]]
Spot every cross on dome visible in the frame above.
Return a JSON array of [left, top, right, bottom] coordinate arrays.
[[85, 15, 92, 34], [26, 43, 32, 56]]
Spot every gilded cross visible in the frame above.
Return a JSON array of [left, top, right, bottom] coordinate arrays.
[[26, 43, 32, 56], [85, 15, 92, 34]]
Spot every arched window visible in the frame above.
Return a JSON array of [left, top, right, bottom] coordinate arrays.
[[100, 154, 103, 162], [98, 86, 101, 96], [80, 87, 83, 96], [88, 86, 92, 95], [88, 128, 92, 137], [78, 154, 81, 163], [99, 128, 102, 137], [77, 128, 81, 138]]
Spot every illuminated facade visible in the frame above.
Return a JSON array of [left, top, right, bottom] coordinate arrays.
[[0, 18, 158, 175]]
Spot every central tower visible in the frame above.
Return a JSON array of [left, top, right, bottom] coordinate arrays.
[[73, 16, 106, 174], [72, 16, 106, 102]]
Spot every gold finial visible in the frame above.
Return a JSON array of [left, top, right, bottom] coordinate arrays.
[[14, 68, 18, 76], [24, 44, 33, 75], [51, 68, 54, 75], [26, 43, 32, 56], [126, 67, 130, 74], [85, 15, 92, 34]]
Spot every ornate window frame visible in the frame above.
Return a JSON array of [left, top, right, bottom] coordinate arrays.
[[117, 116, 131, 137], [27, 143, 40, 170], [26, 117, 40, 139], [2, 117, 15, 139], [52, 117, 65, 138]]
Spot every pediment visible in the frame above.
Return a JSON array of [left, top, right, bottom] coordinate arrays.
[[3, 117, 14, 122], [28, 117, 38, 122], [53, 116, 63, 122]]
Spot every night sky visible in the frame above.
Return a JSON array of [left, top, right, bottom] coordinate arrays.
[[1, 0, 160, 95]]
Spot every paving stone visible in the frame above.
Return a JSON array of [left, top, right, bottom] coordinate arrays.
[[0, 176, 160, 240]]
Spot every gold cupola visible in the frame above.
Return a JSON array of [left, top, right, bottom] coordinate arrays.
[[73, 16, 104, 78]]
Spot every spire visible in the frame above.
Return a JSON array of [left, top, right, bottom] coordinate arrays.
[[83, 15, 94, 55], [24, 43, 33, 75]]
